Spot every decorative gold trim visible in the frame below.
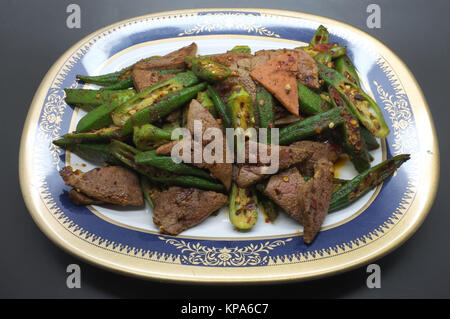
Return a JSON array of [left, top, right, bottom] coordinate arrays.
[[19, 8, 439, 283]]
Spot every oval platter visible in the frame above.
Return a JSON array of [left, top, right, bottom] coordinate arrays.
[[19, 8, 439, 283]]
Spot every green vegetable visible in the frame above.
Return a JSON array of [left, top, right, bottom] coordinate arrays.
[[75, 55, 161, 86], [191, 58, 231, 83], [279, 107, 345, 145], [338, 110, 372, 173], [207, 85, 233, 129], [360, 126, 380, 150], [134, 150, 213, 181], [313, 52, 332, 64], [53, 142, 121, 166], [64, 89, 136, 107], [257, 194, 278, 223], [121, 82, 207, 136], [318, 63, 390, 138], [310, 25, 330, 46], [112, 71, 200, 126], [109, 140, 225, 192], [101, 78, 134, 90], [229, 183, 258, 230], [256, 84, 275, 143], [197, 91, 218, 118], [230, 45, 251, 54], [297, 82, 332, 115], [335, 54, 361, 87], [139, 175, 156, 208], [227, 85, 256, 159], [53, 127, 122, 146], [329, 154, 410, 212], [76, 102, 119, 132], [76, 70, 128, 86], [133, 124, 173, 150]]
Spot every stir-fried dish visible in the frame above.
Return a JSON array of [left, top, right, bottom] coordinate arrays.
[[54, 25, 410, 244]]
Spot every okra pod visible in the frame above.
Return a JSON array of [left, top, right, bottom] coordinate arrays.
[[134, 150, 213, 181], [101, 77, 134, 90], [197, 91, 218, 118], [191, 58, 231, 83], [121, 82, 207, 136], [112, 71, 200, 126], [257, 193, 278, 223], [54, 142, 121, 166], [230, 45, 251, 54], [334, 54, 361, 87], [133, 124, 173, 150], [76, 102, 119, 132], [139, 175, 156, 208], [329, 154, 410, 212], [279, 107, 345, 145], [310, 25, 330, 46], [297, 82, 332, 115], [207, 85, 233, 129], [53, 127, 122, 146], [338, 110, 372, 173], [75, 55, 161, 85], [318, 63, 390, 138], [64, 89, 136, 107], [109, 140, 225, 192], [256, 85, 275, 143], [360, 126, 380, 150], [229, 183, 258, 230], [76, 70, 127, 86], [227, 85, 256, 159]]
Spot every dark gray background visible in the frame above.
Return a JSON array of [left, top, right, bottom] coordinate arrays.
[[1, 0, 449, 298]]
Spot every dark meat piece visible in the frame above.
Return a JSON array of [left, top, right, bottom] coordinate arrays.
[[233, 141, 312, 188], [152, 187, 228, 235], [156, 139, 232, 190], [131, 69, 175, 92], [264, 159, 334, 244], [60, 166, 144, 206], [133, 42, 197, 70], [156, 99, 232, 190], [69, 189, 104, 206], [210, 52, 256, 104], [290, 140, 340, 176], [253, 49, 320, 89], [186, 99, 223, 140]]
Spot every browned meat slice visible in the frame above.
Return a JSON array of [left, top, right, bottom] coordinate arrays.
[[253, 49, 319, 89], [131, 69, 175, 92], [210, 52, 257, 104], [156, 139, 233, 190], [133, 42, 197, 70], [264, 159, 334, 244], [156, 99, 233, 190], [298, 159, 335, 243], [250, 52, 300, 116], [186, 99, 223, 140], [233, 141, 312, 188], [151, 187, 228, 235], [208, 52, 252, 68], [60, 166, 144, 206], [263, 167, 305, 221], [69, 189, 104, 206], [290, 140, 340, 176], [295, 48, 320, 89]]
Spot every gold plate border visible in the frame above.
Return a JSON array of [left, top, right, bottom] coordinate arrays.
[[19, 8, 439, 283]]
